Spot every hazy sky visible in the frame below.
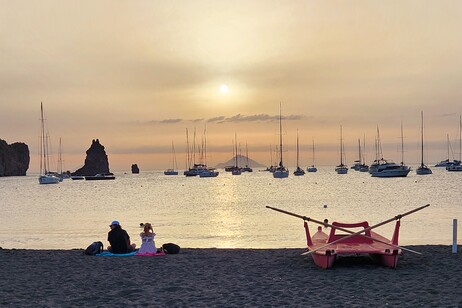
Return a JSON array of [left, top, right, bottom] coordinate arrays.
[[1, 0, 462, 172]]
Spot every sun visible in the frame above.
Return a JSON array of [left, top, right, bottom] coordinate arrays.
[[219, 84, 229, 94]]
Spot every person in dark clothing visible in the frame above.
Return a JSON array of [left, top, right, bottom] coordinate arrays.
[[107, 221, 136, 253]]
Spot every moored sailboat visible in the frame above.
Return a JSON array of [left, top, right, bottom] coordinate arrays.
[[307, 138, 317, 172], [416, 111, 432, 175], [164, 141, 179, 175], [273, 103, 289, 178], [293, 129, 305, 176], [446, 116, 462, 172], [335, 125, 348, 174], [38, 102, 60, 185], [370, 123, 410, 178]]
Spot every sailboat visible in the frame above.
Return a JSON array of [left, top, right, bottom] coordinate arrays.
[[416, 111, 432, 175], [370, 123, 410, 177], [231, 133, 242, 175], [273, 104, 289, 178], [242, 143, 253, 172], [435, 134, 459, 167], [293, 129, 305, 176], [164, 141, 179, 175], [56, 138, 69, 180], [335, 125, 348, 174], [307, 138, 317, 172], [38, 102, 60, 184], [351, 138, 368, 172], [446, 115, 462, 172]]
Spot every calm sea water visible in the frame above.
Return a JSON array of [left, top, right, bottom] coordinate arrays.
[[1, 167, 461, 250]]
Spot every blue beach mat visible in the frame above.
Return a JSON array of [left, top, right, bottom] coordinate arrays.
[[96, 251, 138, 257]]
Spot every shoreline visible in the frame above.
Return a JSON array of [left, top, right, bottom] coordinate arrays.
[[1, 245, 461, 307]]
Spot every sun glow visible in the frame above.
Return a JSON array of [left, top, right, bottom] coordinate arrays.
[[219, 84, 229, 94]]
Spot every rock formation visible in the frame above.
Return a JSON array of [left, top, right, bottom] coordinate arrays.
[[72, 139, 110, 176], [131, 164, 140, 174], [0, 139, 30, 176]]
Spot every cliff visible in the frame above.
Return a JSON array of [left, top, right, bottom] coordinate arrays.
[[0, 139, 30, 176], [72, 139, 110, 176]]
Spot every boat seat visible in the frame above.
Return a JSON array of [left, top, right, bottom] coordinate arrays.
[[328, 221, 373, 244]]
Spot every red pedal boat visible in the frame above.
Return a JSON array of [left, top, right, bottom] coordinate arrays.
[[267, 204, 429, 269]]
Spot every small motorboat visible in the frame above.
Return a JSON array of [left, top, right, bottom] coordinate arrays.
[[266, 204, 429, 269], [85, 173, 115, 180]]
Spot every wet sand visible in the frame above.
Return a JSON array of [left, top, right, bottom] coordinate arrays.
[[0, 245, 460, 307]]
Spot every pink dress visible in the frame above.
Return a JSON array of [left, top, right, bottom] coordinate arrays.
[[138, 232, 156, 253]]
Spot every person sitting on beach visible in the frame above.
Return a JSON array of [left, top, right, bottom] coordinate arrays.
[[138, 223, 157, 254], [107, 221, 136, 254]]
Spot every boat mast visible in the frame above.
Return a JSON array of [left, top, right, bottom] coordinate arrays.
[[339, 125, 344, 166], [234, 132, 238, 168], [278, 103, 283, 168], [459, 115, 461, 162], [246, 142, 249, 167], [400, 121, 405, 166], [312, 138, 316, 167], [296, 129, 300, 168], [40, 102, 45, 175], [420, 111, 424, 167], [58, 137, 63, 174]]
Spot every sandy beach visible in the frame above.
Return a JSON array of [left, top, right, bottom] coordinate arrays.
[[0, 245, 460, 307]]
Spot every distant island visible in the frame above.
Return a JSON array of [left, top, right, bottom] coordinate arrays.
[[215, 155, 265, 169], [0, 138, 29, 177]]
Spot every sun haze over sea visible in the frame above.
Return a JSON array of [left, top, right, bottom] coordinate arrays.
[[1, 1, 462, 172]]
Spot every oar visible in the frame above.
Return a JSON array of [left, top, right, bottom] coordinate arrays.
[[265, 206, 421, 255], [266, 204, 429, 255], [301, 204, 430, 255]]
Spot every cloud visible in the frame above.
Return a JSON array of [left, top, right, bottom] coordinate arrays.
[[138, 113, 306, 125], [213, 113, 306, 123]]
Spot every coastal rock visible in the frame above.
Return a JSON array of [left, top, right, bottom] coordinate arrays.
[[72, 139, 110, 176], [0, 139, 30, 176], [131, 164, 139, 174]]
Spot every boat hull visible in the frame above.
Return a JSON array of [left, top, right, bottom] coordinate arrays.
[[273, 170, 289, 178], [306, 222, 402, 269], [38, 175, 60, 184]]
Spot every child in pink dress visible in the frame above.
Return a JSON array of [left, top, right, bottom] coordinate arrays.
[[138, 223, 157, 254]]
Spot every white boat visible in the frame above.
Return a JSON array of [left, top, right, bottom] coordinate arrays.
[[370, 159, 411, 177], [293, 129, 305, 176], [38, 102, 60, 185], [164, 142, 179, 175], [370, 123, 410, 178], [416, 111, 432, 175], [351, 137, 369, 172], [435, 134, 460, 167], [335, 125, 348, 174], [85, 173, 115, 180], [307, 138, 317, 172], [199, 168, 219, 177], [273, 103, 289, 178]]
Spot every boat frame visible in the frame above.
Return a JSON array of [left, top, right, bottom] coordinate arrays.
[[266, 204, 429, 269]]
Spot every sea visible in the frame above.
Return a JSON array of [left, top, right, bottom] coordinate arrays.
[[1, 166, 461, 250]]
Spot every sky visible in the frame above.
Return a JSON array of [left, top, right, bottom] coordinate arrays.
[[1, 0, 462, 173]]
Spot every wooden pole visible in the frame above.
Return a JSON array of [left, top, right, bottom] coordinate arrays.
[[453, 219, 458, 254]]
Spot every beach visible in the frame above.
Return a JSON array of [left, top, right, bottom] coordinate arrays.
[[0, 245, 460, 307]]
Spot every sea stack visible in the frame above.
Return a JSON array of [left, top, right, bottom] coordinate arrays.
[[131, 164, 140, 174], [0, 139, 30, 176], [72, 139, 110, 176]]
